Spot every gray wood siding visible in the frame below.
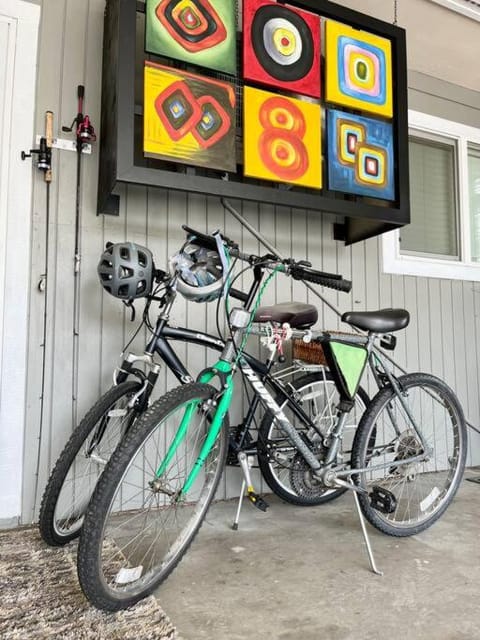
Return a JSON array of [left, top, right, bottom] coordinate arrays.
[[21, 0, 480, 521]]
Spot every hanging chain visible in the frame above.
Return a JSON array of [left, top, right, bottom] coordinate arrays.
[[393, 0, 398, 25]]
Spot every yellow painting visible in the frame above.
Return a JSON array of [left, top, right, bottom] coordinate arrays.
[[144, 61, 236, 171], [325, 20, 393, 118], [243, 86, 322, 189]]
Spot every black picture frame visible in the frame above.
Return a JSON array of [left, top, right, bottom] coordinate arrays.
[[98, 0, 410, 244]]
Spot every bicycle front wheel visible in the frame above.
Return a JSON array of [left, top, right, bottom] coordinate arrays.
[[352, 373, 467, 537], [77, 383, 228, 611], [258, 371, 369, 505], [39, 381, 143, 546]]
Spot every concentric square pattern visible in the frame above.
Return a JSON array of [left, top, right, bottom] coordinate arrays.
[[145, 0, 236, 74], [144, 61, 236, 171], [327, 109, 394, 200], [326, 20, 392, 117]]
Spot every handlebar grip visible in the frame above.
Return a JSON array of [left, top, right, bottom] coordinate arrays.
[[291, 265, 352, 293]]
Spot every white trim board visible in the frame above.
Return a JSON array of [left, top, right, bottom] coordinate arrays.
[[0, 0, 40, 521]]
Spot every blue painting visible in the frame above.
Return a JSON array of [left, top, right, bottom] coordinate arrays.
[[327, 109, 395, 201]]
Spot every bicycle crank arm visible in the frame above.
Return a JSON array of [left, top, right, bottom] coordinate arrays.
[[330, 477, 369, 494]]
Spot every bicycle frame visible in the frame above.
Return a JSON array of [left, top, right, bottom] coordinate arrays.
[[112, 271, 330, 456], [162, 327, 432, 500]]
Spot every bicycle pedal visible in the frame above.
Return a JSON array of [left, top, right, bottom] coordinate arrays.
[[369, 486, 397, 514], [247, 491, 269, 512]]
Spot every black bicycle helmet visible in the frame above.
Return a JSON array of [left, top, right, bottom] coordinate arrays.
[[98, 242, 154, 300], [170, 242, 225, 303]]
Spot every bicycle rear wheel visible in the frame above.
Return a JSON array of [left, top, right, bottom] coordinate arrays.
[[352, 373, 467, 536], [77, 383, 228, 611], [39, 381, 143, 546], [258, 371, 369, 505]]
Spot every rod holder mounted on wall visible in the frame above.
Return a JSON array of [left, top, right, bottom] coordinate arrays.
[[21, 111, 54, 183]]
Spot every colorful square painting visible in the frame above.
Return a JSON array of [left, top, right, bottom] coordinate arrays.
[[144, 62, 236, 172], [243, 86, 322, 189], [243, 0, 321, 98], [145, 0, 236, 75], [325, 20, 393, 118], [327, 109, 395, 200]]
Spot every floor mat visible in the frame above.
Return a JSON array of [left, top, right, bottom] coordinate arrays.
[[0, 527, 178, 640]]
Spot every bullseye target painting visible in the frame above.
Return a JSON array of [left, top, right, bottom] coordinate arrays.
[[325, 20, 393, 118], [243, 86, 322, 189], [243, 0, 321, 99], [144, 62, 236, 171], [145, 0, 236, 75], [327, 109, 394, 200]]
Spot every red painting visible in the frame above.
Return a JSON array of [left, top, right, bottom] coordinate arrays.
[[243, 0, 321, 99]]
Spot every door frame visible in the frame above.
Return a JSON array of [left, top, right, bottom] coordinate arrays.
[[0, 0, 40, 525]]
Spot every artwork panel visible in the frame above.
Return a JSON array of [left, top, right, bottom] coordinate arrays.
[[144, 61, 236, 172], [145, 0, 237, 75], [325, 20, 393, 118], [327, 109, 395, 200], [244, 86, 322, 189], [243, 0, 321, 99]]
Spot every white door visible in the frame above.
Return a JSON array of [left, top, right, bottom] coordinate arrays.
[[0, 0, 40, 524]]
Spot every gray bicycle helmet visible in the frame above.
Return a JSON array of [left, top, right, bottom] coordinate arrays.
[[98, 242, 154, 300], [171, 242, 224, 303]]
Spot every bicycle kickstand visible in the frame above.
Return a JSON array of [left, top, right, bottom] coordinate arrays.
[[349, 478, 383, 576], [232, 452, 269, 531]]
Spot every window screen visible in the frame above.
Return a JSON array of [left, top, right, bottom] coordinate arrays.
[[400, 136, 458, 258], [469, 146, 480, 262]]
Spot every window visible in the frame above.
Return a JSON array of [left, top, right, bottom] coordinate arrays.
[[382, 111, 480, 281], [469, 147, 480, 261]]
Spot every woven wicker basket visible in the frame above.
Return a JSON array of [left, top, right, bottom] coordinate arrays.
[[292, 332, 355, 366], [292, 339, 327, 365]]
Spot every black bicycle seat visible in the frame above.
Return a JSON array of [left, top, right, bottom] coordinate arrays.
[[342, 309, 410, 333], [253, 302, 318, 329]]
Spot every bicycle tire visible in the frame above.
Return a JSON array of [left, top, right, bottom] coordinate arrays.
[[351, 372, 467, 537], [39, 381, 143, 546], [257, 371, 369, 505], [77, 382, 228, 611]]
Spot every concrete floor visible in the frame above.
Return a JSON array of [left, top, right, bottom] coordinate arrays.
[[157, 470, 480, 640]]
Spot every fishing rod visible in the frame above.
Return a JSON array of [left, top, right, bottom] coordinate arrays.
[[62, 85, 97, 436], [22, 111, 54, 519]]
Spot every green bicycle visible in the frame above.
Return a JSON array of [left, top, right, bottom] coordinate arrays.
[[77, 238, 467, 611]]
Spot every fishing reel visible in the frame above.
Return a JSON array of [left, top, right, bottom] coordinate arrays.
[[21, 138, 51, 171], [77, 115, 96, 144], [62, 85, 96, 150]]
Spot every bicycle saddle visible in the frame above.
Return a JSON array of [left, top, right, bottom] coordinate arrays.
[[342, 308, 410, 333], [253, 302, 318, 329]]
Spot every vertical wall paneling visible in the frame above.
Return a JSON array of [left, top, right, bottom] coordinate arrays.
[[462, 282, 478, 466], [427, 279, 444, 379], [21, 0, 480, 521], [439, 281, 456, 391]]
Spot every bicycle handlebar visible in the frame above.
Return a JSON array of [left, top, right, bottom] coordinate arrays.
[[180, 226, 351, 294], [289, 264, 352, 293], [182, 224, 261, 263]]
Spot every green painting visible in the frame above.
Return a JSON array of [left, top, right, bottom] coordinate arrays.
[[145, 0, 237, 75]]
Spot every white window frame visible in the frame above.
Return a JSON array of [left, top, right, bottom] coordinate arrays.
[[429, 0, 480, 22], [382, 110, 480, 281]]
